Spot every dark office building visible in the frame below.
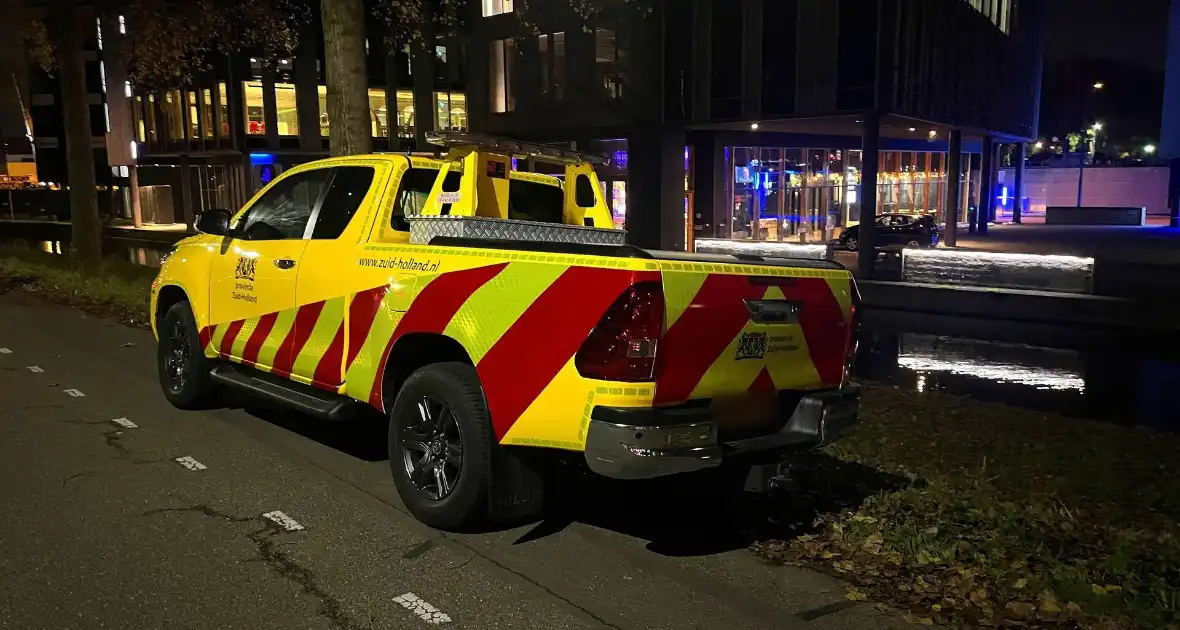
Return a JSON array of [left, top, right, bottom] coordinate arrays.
[[467, 0, 1045, 251]]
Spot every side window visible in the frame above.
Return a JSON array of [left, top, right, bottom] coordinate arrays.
[[391, 167, 462, 231], [233, 170, 330, 241], [310, 166, 376, 239], [508, 181, 564, 223]]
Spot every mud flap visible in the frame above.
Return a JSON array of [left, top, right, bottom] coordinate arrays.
[[487, 444, 546, 523]]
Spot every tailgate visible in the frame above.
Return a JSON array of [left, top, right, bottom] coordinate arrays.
[[653, 256, 856, 415]]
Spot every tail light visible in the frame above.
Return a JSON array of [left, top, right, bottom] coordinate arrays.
[[845, 278, 863, 373], [575, 281, 664, 382]]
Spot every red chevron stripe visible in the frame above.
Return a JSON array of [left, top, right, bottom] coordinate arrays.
[[240, 312, 279, 368], [217, 320, 246, 359], [654, 274, 766, 405], [368, 263, 509, 410], [748, 366, 776, 394], [477, 267, 654, 440], [271, 301, 325, 379], [311, 325, 345, 391], [780, 278, 849, 386], [198, 326, 214, 352], [346, 286, 390, 369]]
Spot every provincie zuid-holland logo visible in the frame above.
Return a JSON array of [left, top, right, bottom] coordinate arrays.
[[736, 332, 769, 360], [235, 256, 257, 282]]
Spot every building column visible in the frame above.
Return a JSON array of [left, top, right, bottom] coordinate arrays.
[[178, 154, 195, 228], [129, 164, 142, 227], [628, 127, 688, 250], [295, 25, 321, 151], [857, 111, 881, 277], [1011, 142, 1025, 225], [262, 65, 280, 149], [689, 133, 721, 239], [976, 136, 993, 235], [411, 22, 437, 150], [943, 130, 963, 247], [385, 46, 403, 150]]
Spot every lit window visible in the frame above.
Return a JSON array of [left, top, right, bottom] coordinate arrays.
[[202, 89, 214, 139], [243, 81, 265, 135], [188, 91, 199, 139], [368, 88, 388, 137], [317, 85, 329, 137], [217, 83, 229, 138], [435, 92, 467, 131], [396, 90, 414, 138], [124, 80, 132, 98], [275, 83, 298, 136], [489, 38, 516, 113], [96, 19, 103, 50], [963, 0, 1012, 33], [118, 15, 126, 34], [99, 61, 107, 93], [482, 0, 513, 17], [103, 103, 110, 132]]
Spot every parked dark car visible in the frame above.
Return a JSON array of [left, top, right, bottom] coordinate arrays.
[[837, 214, 940, 251]]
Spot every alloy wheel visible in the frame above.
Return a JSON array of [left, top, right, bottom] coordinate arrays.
[[165, 320, 190, 394], [846, 238, 858, 251], [400, 395, 463, 501]]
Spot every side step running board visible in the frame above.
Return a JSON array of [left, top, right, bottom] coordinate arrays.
[[209, 364, 356, 421]]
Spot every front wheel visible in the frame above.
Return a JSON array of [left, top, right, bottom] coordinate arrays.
[[844, 237, 859, 251], [157, 300, 218, 409], [389, 362, 541, 530]]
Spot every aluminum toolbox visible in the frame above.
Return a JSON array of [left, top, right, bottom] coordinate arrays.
[[408, 215, 627, 246]]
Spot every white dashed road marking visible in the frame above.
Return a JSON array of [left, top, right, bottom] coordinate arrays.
[[110, 417, 138, 429], [26, 366, 44, 373], [262, 511, 304, 532], [0, 347, 11, 354], [394, 593, 452, 625], [174, 456, 207, 471], [63, 389, 85, 397]]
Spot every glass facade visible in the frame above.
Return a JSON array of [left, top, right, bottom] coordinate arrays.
[[723, 146, 970, 243], [243, 81, 265, 135]]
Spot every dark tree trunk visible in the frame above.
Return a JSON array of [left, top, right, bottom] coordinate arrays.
[[320, 0, 371, 156], [51, 0, 102, 274]]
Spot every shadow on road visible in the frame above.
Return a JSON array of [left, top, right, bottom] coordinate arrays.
[[235, 399, 908, 558], [523, 452, 910, 557], [239, 400, 390, 462]]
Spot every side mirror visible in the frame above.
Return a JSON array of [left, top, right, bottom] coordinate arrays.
[[195, 208, 232, 236]]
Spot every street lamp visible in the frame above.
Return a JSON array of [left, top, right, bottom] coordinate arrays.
[[1145, 144, 1157, 155], [1093, 82, 1105, 90], [1034, 140, 1044, 150], [1092, 122, 1103, 131]]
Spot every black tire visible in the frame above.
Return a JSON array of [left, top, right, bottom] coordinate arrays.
[[388, 362, 504, 530], [157, 300, 218, 410], [844, 237, 859, 251]]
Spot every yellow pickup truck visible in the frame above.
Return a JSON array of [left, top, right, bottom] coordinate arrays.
[[150, 132, 862, 530]]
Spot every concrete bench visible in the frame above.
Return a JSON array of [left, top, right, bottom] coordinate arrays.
[[1045, 206, 1146, 226]]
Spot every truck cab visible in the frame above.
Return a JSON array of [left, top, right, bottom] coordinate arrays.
[[150, 132, 861, 531]]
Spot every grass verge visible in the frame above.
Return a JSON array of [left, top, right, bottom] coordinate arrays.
[[0, 247, 155, 327], [755, 385, 1180, 629]]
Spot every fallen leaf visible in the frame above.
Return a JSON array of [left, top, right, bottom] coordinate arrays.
[[1013, 578, 1028, 590], [845, 587, 868, 602], [1006, 602, 1035, 618]]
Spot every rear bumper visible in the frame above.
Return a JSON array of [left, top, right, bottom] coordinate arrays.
[[584, 383, 861, 480]]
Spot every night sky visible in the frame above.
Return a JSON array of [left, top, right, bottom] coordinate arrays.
[[1046, 0, 1168, 68], [1040, 0, 1170, 145]]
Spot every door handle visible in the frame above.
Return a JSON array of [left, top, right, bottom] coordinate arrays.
[[274, 258, 296, 270]]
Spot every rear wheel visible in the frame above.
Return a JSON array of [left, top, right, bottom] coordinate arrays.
[[906, 239, 921, 248], [389, 362, 541, 530], [157, 301, 217, 409]]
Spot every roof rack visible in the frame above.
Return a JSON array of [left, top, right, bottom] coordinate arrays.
[[425, 131, 611, 167]]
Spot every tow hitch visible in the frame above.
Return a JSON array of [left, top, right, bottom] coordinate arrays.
[[742, 460, 794, 493]]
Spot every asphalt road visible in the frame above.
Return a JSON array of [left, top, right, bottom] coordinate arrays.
[[0, 289, 904, 630]]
